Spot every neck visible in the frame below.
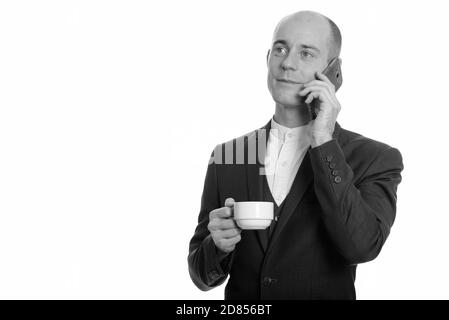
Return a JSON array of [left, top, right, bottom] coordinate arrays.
[[274, 102, 312, 128]]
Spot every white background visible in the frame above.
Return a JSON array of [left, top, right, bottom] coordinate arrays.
[[0, 0, 448, 299]]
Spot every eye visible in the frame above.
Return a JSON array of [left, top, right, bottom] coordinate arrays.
[[301, 50, 314, 59], [273, 46, 287, 56]]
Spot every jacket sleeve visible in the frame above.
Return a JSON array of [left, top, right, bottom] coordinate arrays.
[[188, 148, 234, 291], [309, 139, 404, 265]]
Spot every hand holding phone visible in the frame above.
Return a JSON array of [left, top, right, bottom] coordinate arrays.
[[309, 58, 342, 119]]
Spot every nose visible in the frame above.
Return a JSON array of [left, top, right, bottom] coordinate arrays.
[[280, 51, 297, 71]]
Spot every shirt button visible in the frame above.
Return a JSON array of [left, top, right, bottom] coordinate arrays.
[[334, 176, 342, 183], [281, 161, 288, 167], [331, 170, 339, 176], [329, 163, 336, 169], [326, 155, 333, 162], [287, 133, 293, 138]]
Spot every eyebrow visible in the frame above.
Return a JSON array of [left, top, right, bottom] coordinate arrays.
[[272, 40, 321, 53]]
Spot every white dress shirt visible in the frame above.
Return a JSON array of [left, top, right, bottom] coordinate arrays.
[[264, 117, 312, 206]]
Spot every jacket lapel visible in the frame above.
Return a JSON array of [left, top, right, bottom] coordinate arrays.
[[244, 120, 271, 252], [244, 119, 342, 255], [264, 151, 313, 257], [265, 121, 342, 257]]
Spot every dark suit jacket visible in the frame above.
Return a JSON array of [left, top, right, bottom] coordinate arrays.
[[188, 120, 403, 299]]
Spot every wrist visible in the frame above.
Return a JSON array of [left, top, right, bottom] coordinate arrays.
[[215, 245, 231, 261], [311, 134, 332, 148]]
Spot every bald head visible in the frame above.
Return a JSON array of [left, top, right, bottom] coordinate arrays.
[[273, 11, 341, 61], [267, 11, 343, 108]]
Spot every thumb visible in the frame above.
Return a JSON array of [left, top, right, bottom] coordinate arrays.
[[224, 198, 235, 208]]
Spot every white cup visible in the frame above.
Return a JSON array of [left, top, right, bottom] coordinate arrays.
[[233, 201, 274, 230]]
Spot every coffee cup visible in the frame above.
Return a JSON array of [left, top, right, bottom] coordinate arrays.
[[233, 201, 274, 230]]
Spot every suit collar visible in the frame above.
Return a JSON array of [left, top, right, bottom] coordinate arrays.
[[258, 118, 341, 147]]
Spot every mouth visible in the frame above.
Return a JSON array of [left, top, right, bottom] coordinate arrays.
[[277, 79, 302, 84]]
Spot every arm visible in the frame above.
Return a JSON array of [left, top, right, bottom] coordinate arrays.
[[188, 150, 234, 291], [309, 139, 404, 265]]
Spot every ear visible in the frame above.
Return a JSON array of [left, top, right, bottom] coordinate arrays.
[[266, 49, 270, 65]]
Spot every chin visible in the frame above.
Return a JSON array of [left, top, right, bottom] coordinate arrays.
[[272, 92, 304, 108]]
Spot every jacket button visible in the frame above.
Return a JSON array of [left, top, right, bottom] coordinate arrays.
[[329, 162, 336, 169], [334, 176, 342, 183], [208, 270, 219, 280], [262, 277, 278, 286]]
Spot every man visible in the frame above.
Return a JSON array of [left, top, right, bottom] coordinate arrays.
[[188, 10, 403, 299]]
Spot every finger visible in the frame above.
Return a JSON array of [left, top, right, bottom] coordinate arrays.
[[305, 92, 316, 104], [300, 86, 333, 102], [219, 228, 241, 239], [303, 90, 319, 104], [298, 86, 314, 96], [217, 217, 238, 230], [208, 215, 238, 231], [224, 198, 235, 208], [316, 72, 336, 90], [302, 79, 327, 88], [209, 206, 232, 219], [303, 76, 335, 90], [299, 85, 332, 97], [220, 234, 242, 247], [303, 80, 334, 93], [316, 72, 329, 82], [306, 90, 328, 104]]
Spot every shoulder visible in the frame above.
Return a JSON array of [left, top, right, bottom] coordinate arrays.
[[338, 126, 398, 155], [338, 125, 403, 169]]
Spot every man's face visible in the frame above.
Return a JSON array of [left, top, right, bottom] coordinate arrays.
[[267, 14, 331, 107]]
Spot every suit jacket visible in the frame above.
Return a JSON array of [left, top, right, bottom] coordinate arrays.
[[188, 120, 403, 299]]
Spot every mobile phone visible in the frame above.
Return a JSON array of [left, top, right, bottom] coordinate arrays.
[[310, 57, 343, 119]]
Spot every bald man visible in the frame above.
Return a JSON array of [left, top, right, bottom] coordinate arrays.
[[188, 11, 403, 299]]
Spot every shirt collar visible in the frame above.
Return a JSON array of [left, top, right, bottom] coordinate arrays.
[[270, 116, 312, 145]]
